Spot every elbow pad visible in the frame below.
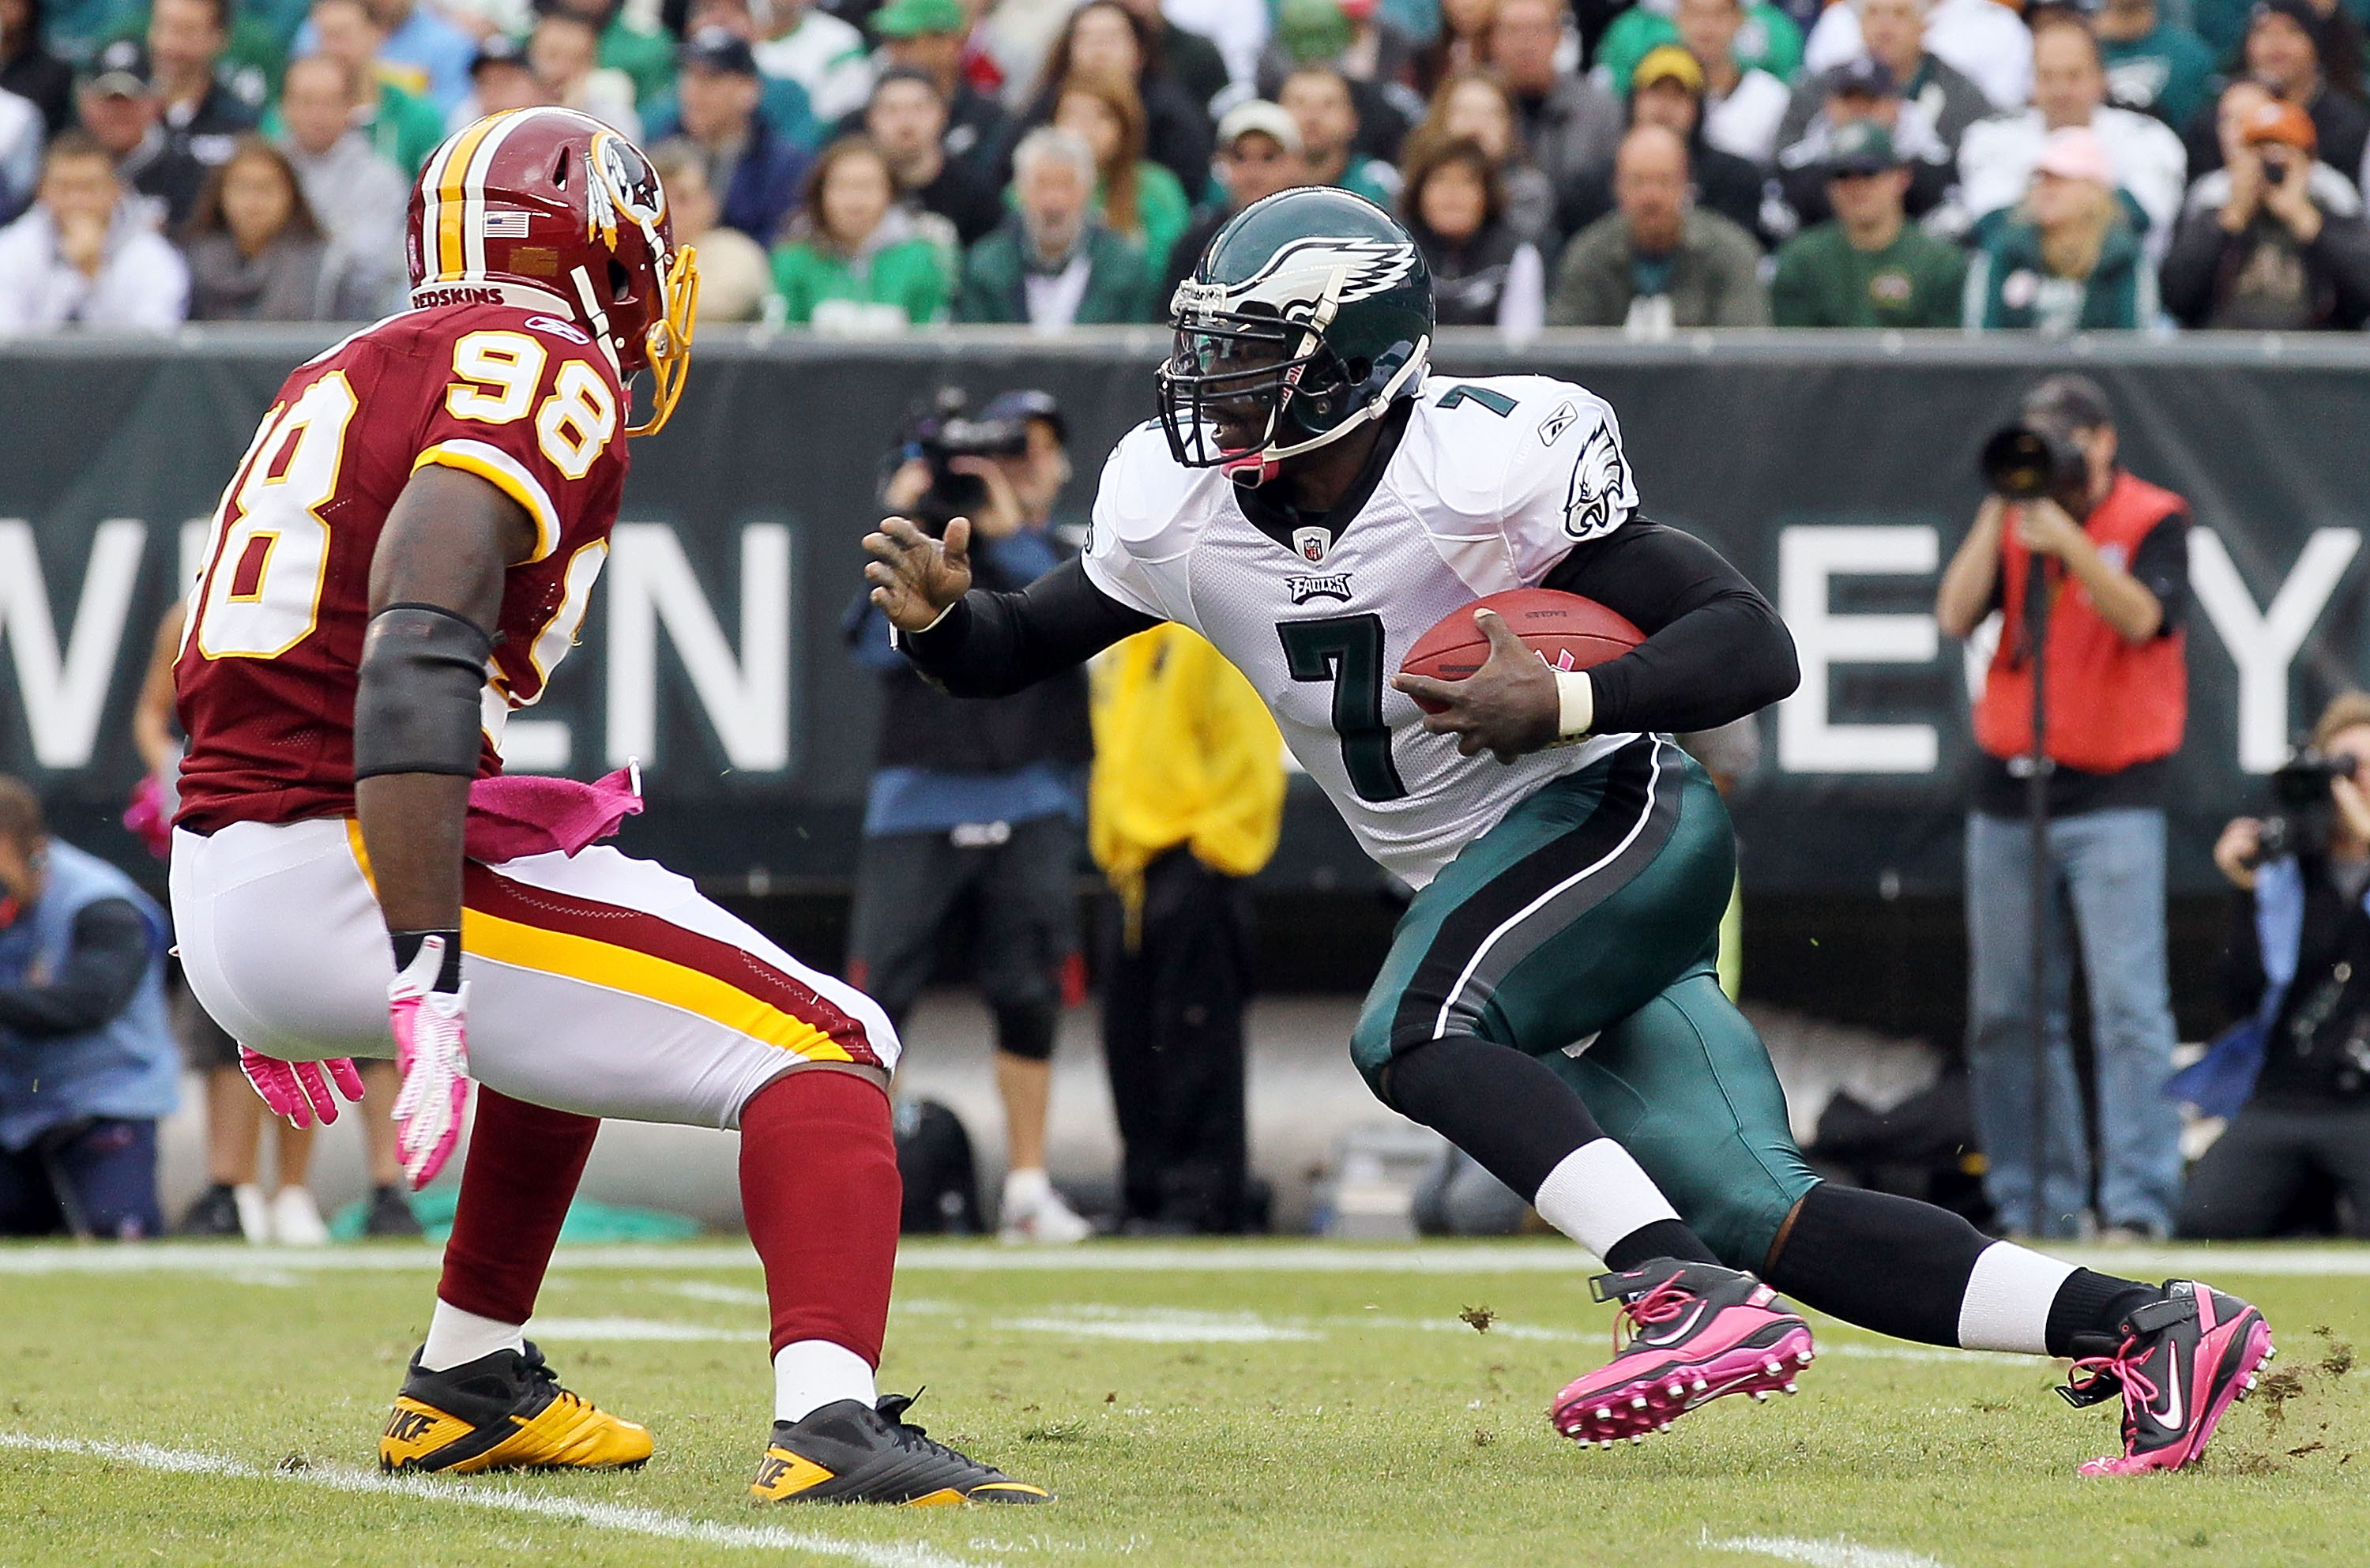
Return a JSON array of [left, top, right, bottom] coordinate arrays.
[[352, 604, 493, 781]]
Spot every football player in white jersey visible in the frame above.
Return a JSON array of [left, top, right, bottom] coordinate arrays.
[[865, 188, 2272, 1475]]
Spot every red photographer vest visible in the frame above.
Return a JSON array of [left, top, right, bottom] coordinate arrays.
[[1973, 471, 2188, 774]]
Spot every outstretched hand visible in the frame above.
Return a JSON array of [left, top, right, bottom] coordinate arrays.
[[863, 515, 975, 633], [1390, 609, 1561, 763]]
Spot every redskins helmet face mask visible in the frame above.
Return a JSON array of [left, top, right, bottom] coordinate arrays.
[[407, 109, 702, 435]]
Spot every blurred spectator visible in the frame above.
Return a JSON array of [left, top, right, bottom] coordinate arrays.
[[0, 77, 29, 224], [649, 141, 770, 318], [1549, 122, 1767, 328], [752, 0, 873, 125], [0, 133, 189, 329], [1161, 96, 1306, 294], [1167, 0, 1269, 90], [2181, 694, 2370, 1241], [555, 0, 676, 110], [1672, 0, 1791, 165], [1409, 70, 1556, 246], [1051, 72, 1189, 281], [1593, 0, 1804, 103], [1769, 58, 1954, 239], [869, 0, 1010, 178], [1413, 0, 1495, 96], [658, 27, 809, 243], [2165, 87, 2370, 329], [1936, 374, 2190, 1241], [147, 0, 257, 171], [1108, 0, 1229, 117], [1279, 62, 1399, 205], [1402, 132, 1544, 329], [2097, 0, 2217, 133], [1777, 0, 1986, 160], [276, 53, 408, 313], [1954, 13, 2188, 257], [867, 66, 1002, 248], [1258, 0, 1425, 146], [0, 776, 178, 1240], [184, 135, 381, 318], [1, 0, 73, 137], [850, 390, 1098, 1243], [1025, 1, 1214, 199], [1558, 47, 1763, 252], [1484, 0, 1622, 194], [958, 124, 1152, 324], [448, 32, 554, 126], [359, 0, 476, 117], [1089, 624, 1284, 1236], [1964, 127, 2155, 332], [528, 7, 641, 137], [304, 0, 446, 175], [675, 0, 822, 149], [1770, 119, 1965, 325], [2182, 0, 2368, 194], [79, 41, 205, 228], [772, 134, 950, 327], [1804, 0, 2033, 115]]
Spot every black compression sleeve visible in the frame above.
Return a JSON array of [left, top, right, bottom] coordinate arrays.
[[1540, 521, 1800, 735], [0, 899, 152, 1037], [898, 555, 1161, 698]]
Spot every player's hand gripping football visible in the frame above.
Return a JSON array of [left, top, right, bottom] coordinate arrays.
[[1392, 609, 1561, 763], [387, 936, 470, 1189], [863, 514, 974, 632], [239, 1047, 365, 1130]]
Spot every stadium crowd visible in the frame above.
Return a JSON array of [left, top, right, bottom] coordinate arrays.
[[0, 0, 2367, 331]]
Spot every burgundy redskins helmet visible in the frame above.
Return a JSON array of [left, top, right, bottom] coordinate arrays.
[[406, 107, 701, 434]]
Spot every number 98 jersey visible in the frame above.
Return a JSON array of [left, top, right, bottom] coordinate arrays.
[[174, 303, 627, 833]]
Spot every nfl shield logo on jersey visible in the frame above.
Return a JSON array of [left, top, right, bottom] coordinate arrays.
[[1293, 525, 1333, 562]]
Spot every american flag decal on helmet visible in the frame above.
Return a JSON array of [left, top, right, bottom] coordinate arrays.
[[483, 210, 530, 238]]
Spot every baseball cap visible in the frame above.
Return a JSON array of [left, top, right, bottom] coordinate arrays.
[[2240, 97, 2318, 153], [1631, 43, 1704, 94], [980, 389, 1066, 445], [678, 25, 758, 74], [83, 37, 153, 98], [472, 32, 531, 74], [871, 0, 965, 39], [1276, 0, 1354, 66], [1820, 57, 1898, 99], [2033, 125, 2113, 184], [1216, 100, 1304, 157], [1824, 119, 1902, 176]]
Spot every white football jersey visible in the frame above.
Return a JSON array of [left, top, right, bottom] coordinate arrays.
[[1085, 373, 1645, 889]]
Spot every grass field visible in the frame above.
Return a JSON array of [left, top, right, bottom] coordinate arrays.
[[3, 1240, 2367, 1567]]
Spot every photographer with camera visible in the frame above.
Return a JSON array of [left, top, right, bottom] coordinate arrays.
[[844, 389, 1098, 1243], [2180, 695, 2370, 1239], [1936, 373, 2190, 1241]]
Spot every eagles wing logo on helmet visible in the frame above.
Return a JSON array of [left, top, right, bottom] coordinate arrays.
[[1562, 424, 1631, 541], [1207, 237, 1419, 318]]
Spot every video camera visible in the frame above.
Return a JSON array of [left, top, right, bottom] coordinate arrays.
[[2251, 747, 2363, 865], [900, 389, 1033, 534]]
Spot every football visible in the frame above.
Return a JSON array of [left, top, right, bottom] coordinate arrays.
[[1398, 588, 1645, 713]]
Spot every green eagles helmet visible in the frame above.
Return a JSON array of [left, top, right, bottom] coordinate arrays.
[[1157, 186, 1434, 485]]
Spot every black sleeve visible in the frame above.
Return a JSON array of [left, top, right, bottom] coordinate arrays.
[[0, 898, 154, 1038], [1539, 520, 1801, 736], [898, 554, 1163, 698], [2127, 510, 2188, 635], [2219, 886, 2266, 1025]]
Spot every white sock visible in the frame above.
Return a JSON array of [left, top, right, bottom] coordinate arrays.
[[1003, 1166, 1050, 1207], [419, 1300, 527, 1371], [774, 1340, 878, 1424], [1956, 1241, 2077, 1354], [1529, 1139, 1682, 1260]]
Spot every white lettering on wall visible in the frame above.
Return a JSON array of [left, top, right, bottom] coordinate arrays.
[[1777, 525, 1940, 774], [0, 518, 146, 769], [2188, 528, 2361, 773], [605, 523, 792, 772]]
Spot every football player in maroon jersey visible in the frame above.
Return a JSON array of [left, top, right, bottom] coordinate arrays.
[[170, 107, 1045, 1504]]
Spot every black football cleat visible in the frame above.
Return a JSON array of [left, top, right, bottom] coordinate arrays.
[[379, 1341, 653, 1473], [750, 1393, 1050, 1506]]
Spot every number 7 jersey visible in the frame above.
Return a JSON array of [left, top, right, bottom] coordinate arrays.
[[175, 303, 626, 833]]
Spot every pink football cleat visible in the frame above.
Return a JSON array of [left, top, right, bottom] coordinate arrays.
[[1551, 1258, 1817, 1447], [2064, 1280, 2273, 1476]]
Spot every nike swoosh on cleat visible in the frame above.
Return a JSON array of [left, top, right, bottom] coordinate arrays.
[[1637, 1302, 1708, 1347], [2149, 1346, 2186, 1431], [1681, 1371, 1766, 1410]]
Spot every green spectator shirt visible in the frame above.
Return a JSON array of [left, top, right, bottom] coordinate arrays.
[[1770, 220, 1967, 329], [770, 231, 950, 327], [1964, 212, 2154, 332], [1003, 161, 1193, 288], [601, 15, 679, 108], [2101, 23, 2220, 132], [1596, 3, 1804, 94]]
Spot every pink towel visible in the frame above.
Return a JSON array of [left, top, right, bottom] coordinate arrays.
[[465, 767, 644, 863]]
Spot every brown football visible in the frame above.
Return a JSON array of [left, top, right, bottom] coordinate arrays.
[[1398, 588, 1645, 714]]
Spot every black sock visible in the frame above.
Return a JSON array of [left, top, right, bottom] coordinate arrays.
[[1604, 1219, 1717, 1271], [2044, 1269, 2159, 1359], [1765, 1183, 1991, 1346]]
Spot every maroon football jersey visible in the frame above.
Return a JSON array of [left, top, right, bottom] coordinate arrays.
[[175, 303, 628, 832]]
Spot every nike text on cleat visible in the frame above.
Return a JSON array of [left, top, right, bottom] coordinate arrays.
[[378, 1342, 652, 1473], [2062, 1278, 2273, 1476], [1549, 1258, 1817, 1447], [749, 1393, 1050, 1506]]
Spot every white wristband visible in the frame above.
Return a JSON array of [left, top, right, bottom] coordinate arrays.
[[1554, 669, 1594, 739]]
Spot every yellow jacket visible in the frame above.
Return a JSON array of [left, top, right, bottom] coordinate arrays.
[[1089, 625, 1286, 942]]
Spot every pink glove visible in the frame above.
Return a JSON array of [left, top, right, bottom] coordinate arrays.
[[388, 936, 470, 1190], [239, 1046, 366, 1129]]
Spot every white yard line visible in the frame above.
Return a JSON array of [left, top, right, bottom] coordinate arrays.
[[1709, 1535, 1949, 1568], [0, 1432, 994, 1568]]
